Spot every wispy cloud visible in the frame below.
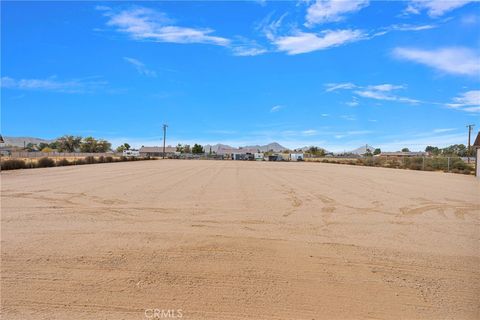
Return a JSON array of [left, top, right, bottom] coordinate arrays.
[[305, 0, 370, 26], [340, 114, 356, 121], [0, 76, 107, 93], [325, 82, 357, 92], [367, 84, 405, 92], [302, 129, 318, 136], [404, 0, 474, 17], [123, 57, 157, 77], [270, 105, 284, 112], [446, 90, 480, 113], [325, 82, 420, 104], [433, 128, 455, 133], [393, 47, 480, 76], [389, 23, 437, 31], [346, 97, 359, 106], [354, 89, 420, 104], [100, 7, 230, 46], [334, 130, 372, 139], [231, 37, 268, 56], [259, 7, 435, 56], [273, 29, 366, 55]]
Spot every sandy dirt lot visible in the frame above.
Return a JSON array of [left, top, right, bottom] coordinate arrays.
[[1, 160, 479, 319]]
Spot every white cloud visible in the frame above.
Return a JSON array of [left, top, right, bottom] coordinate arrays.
[[325, 82, 357, 92], [367, 84, 405, 92], [389, 23, 437, 31], [405, 0, 474, 17], [346, 101, 359, 107], [232, 47, 268, 56], [355, 90, 420, 104], [302, 129, 318, 136], [231, 38, 268, 56], [326, 82, 419, 104], [259, 12, 289, 42], [0, 76, 106, 93], [452, 90, 480, 105], [270, 105, 283, 112], [433, 128, 455, 133], [102, 7, 230, 46], [346, 96, 359, 106], [447, 90, 480, 113], [274, 29, 366, 55], [95, 5, 111, 11], [305, 0, 369, 26], [393, 47, 480, 76], [123, 57, 157, 77], [340, 114, 356, 121]]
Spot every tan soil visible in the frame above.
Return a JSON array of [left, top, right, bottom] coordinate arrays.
[[1, 160, 479, 319]]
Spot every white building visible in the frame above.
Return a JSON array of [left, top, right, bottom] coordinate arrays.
[[254, 153, 264, 161], [123, 150, 140, 157], [474, 132, 480, 179], [290, 153, 304, 161]]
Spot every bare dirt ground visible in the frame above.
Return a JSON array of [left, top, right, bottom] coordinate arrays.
[[1, 160, 479, 319]]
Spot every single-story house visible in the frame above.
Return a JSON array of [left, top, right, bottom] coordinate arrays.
[[139, 146, 177, 157], [473, 131, 480, 178]]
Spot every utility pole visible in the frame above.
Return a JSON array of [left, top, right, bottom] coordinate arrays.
[[467, 124, 475, 163], [162, 124, 168, 159]]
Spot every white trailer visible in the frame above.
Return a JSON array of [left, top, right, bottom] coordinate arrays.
[[254, 153, 264, 161], [123, 150, 140, 157], [290, 153, 304, 161]]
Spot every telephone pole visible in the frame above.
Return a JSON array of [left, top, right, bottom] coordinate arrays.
[[162, 124, 168, 159], [467, 124, 475, 163]]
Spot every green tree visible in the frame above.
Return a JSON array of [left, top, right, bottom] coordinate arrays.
[[95, 139, 111, 153], [116, 143, 131, 153], [307, 146, 326, 157], [425, 146, 440, 155], [38, 142, 49, 150], [373, 148, 381, 155], [176, 143, 184, 153], [25, 143, 38, 151], [48, 141, 60, 150], [57, 135, 82, 152], [80, 137, 96, 153], [442, 144, 467, 157], [192, 144, 204, 154], [401, 148, 410, 152], [364, 149, 373, 157]]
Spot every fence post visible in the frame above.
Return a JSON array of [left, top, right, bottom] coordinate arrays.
[[447, 157, 450, 172], [422, 157, 425, 170]]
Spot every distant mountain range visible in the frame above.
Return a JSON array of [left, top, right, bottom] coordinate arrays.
[[1, 136, 376, 154], [1, 136, 53, 147], [204, 142, 289, 153], [347, 144, 376, 155]]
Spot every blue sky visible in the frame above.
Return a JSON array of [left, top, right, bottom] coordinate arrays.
[[1, 0, 479, 151]]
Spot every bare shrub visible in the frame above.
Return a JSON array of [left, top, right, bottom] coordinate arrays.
[[1, 159, 27, 170], [37, 157, 55, 168]]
